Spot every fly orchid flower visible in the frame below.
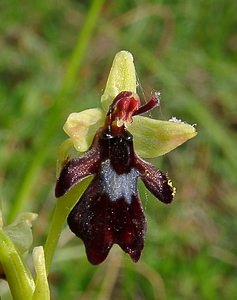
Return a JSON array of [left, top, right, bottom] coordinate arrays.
[[55, 51, 197, 265]]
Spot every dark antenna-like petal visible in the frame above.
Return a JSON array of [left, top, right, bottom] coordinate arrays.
[[55, 146, 101, 197], [136, 156, 175, 203]]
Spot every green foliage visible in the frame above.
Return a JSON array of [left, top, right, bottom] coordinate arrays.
[[0, 0, 237, 299]]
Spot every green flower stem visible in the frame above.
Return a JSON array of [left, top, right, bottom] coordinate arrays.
[[44, 177, 92, 275], [32, 246, 50, 300], [60, 0, 106, 93], [8, 0, 106, 222], [0, 229, 35, 300], [0, 200, 3, 227]]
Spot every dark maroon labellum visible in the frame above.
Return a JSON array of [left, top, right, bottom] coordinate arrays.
[[55, 91, 174, 264]]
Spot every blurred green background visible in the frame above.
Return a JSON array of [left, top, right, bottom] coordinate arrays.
[[1, 0, 237, 299]]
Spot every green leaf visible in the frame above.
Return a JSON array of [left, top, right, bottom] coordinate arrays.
[[0, 229, 35, 300], [101, 51, 137, 111], [129, 116, 197, 158], [3, 212, 37, 255]]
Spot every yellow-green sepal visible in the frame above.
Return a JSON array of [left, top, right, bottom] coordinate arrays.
[[129, 116, 197, 158], [101, 51, 137, 111]]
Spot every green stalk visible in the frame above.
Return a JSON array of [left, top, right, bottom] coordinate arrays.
[[8, 0, 105, 222], [0, 229, 35, 300], [44, 177, 91, 275]]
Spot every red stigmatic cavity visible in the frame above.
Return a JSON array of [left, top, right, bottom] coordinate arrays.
[[106, 91, 159, 131]]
